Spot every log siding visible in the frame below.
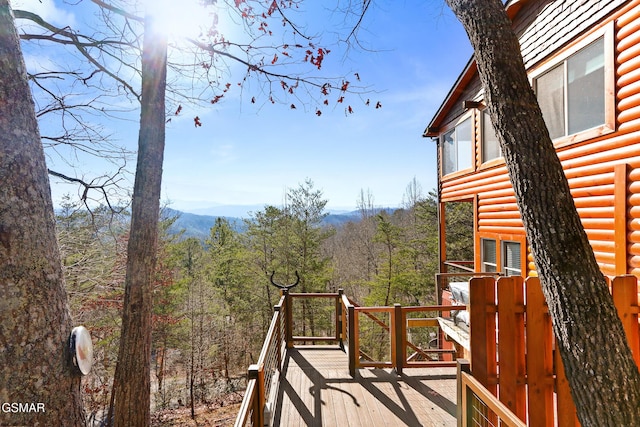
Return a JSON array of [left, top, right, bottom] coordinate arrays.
[[433, 0, 640, 283]]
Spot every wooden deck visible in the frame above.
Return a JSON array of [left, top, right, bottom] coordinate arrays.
[[272, 346, 458, 427]]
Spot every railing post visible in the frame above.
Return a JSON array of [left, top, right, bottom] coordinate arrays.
[[457, 359, 471, 427], [393, 303, 404, 375], [348, 304, 356, 377], [283, 289, 293, 348], [248, 364, 264, 427], [337, 289, 344, 349]]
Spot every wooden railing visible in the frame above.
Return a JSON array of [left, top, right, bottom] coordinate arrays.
[[443, 260, 476, 273], [236, 274, 640, 426], [342, 302, 467, 376], [456, 360, 526, 427], [461, 275, 640, 426], [287, 291, 344, 345], [234, 294, 287, 427], [234, 290, 345, 427], [235, 288, 470, 424]]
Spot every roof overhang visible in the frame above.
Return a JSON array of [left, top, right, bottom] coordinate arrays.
[[422, 0, 533, 139], [422, 59, 476, 138]]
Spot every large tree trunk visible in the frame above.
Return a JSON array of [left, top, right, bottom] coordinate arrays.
[[444, 0, 640, 425], [111, 14, 167, 427], [0, 2, 85, 426]]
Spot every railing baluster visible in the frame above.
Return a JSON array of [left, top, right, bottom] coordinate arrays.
[[274, 305, 282, 373]]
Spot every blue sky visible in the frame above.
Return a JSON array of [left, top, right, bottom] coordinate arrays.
[[15, 0, 473, 215]]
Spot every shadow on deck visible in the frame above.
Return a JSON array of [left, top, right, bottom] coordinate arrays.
[[272, 346, 457, 427]]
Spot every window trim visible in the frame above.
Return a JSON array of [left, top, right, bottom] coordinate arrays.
[[501, 240, 522, 277], [480, 110, 502, 165], [480, 238, 498, 273], [440, 112, 475, 178], [529, 22, 615, 148], [476, 233, 527, 277]]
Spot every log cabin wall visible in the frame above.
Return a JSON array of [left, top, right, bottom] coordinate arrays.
[[434, 0, 640, 280]]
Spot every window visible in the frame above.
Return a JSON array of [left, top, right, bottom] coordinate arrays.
[[502, 241, 522, 276], [481, 239, 497, 272], [442, 117, 472, 175], [535, 37, 605, 140], [482, 112, 501, 163]]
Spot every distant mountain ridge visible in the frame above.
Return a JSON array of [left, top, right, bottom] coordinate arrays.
[[163, 208, 244, 240], [164, 208, 366, 240]]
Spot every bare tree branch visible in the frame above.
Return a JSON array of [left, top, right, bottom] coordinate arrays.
[[14, 9, 140, 99]]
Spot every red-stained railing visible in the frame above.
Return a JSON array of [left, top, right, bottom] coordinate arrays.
[[460, 275, 640, 427]]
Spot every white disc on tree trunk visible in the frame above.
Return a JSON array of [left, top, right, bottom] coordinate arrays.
[[70, 326, 93, 375]]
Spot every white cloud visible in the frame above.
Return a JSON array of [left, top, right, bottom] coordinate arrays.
[[11, 0, 76, 28]]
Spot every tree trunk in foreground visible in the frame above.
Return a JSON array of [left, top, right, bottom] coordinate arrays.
[[444, 0, 640, 425], [111, 14, 167, 427], [0, 2, 85, 426]]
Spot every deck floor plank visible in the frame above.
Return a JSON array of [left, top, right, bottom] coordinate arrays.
[[272, 346, 457, 427], [326, 368, 351, 427]]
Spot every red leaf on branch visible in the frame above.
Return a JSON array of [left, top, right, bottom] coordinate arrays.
[[337, 96, 344, 103], [347, 106, 353, 114], [175, 105, 182, 115], [272, 54, 278, 64], [194, 116, 202, 127], [341, 81, 350, 91], [376, 101, 382, 109], [268, 0, 277, 15], [310, 48, 326, 70], [316, 109, 322, 116]]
